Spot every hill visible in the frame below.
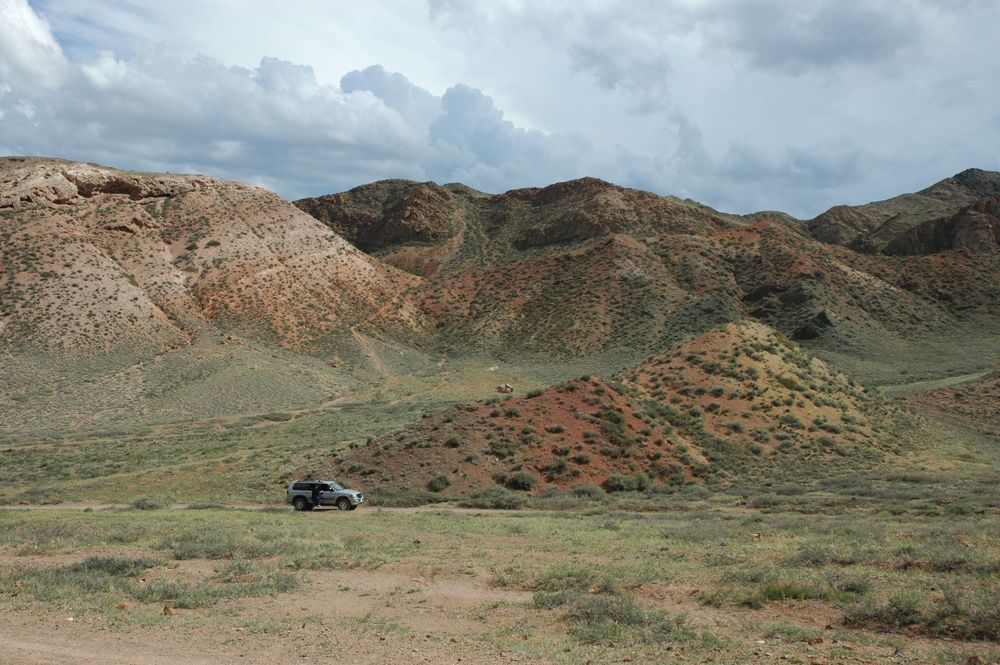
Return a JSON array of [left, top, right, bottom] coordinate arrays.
[[2, 157, 998, 503], [0, 157, 420, 356], [336, 321, 914, 495], [903, 372, 1000, 441], [807, 168, 1000, 252], [299, 176, 1000, 381]]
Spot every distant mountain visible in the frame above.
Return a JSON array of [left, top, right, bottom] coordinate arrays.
[[4, 157, 998, 378], [4, 156, 998, 498], [298, 174, 1000, 371]]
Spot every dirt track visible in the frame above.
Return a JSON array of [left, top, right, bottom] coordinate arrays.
[[0, 503, 524, 515], [0, 571, 540, 665]]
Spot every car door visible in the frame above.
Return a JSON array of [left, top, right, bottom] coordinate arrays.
[[318, 483, 336, 507]]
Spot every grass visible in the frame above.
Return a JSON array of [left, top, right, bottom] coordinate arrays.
[[0, 553, 297, 610], [0, 492, 998, 661], [0, 342, 643, 505]]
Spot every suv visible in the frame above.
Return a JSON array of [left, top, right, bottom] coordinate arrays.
[[286, 480, 364, 511]]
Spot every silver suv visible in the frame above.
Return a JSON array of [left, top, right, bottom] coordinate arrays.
[[287, 480, 364, 511]]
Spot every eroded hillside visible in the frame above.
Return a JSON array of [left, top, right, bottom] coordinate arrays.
[[298, 175, 1000, 380], [337, 322, 914, 495], [0, 157, 421, 355]]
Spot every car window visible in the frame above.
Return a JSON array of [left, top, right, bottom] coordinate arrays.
[[291, 482, 309, 491]]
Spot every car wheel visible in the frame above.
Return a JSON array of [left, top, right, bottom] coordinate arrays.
[[292, 496, 309, 511], [336, 498, 351, 511]]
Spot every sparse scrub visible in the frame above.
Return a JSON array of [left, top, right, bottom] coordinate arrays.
[[457, 486, 526, 509], [426, 474, 451, 492]]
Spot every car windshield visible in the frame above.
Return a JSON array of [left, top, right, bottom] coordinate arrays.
[[324, 481, 344, 491]]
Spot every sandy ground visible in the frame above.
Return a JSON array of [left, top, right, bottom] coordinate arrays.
[[3, 506, 998, 664], [0, 563, 544, 665]]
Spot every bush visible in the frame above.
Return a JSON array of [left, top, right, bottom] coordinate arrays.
[[130, 495, 172, 510], [779, 414, 805, 429], [603, 473, 649, 493], [845, 590, 924, 629], [488, 439, 518, 459], [444, 436, 461, 448], [505, 472, 537, 491], [569, 593, 646, 628], [68, 556, 157, 577], [426, 475, 451, 492], [570, 483, 605, 500], [158, 530, 285, 559], [458, 486, 526, 510]]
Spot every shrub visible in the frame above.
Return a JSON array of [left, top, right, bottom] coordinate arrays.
[[505, 472, 537, 491], [570, 483, 605, 500], [444, 436, 461, 448], [427, 475, 451, 492], [130, 495, 172, 510], [779, 414, 805, 429], [776, 376, 805, 392], [603, 473, 649, 493], [68, 556, 157, 577], [845, 590, 924, 629], [458, 486, 526, 509], [488, 439, 518, 459]]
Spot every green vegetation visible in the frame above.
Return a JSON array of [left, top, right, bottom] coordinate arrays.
[[2, 462, 999, 661], [426, 474, 450, 492]]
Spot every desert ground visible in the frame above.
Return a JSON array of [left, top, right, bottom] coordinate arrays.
[[2, 485, 998, 665]]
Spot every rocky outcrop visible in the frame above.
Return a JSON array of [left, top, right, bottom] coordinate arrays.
[[883, 196, 1000, 255], [0, 157, 421, 355], [0, 156, 207, 208], [295, 180, 465, 253], [807, 168, 1000, 250], [806, 205, 884, 246]]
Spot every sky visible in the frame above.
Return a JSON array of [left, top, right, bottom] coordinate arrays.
[[1, 0, 998, 217]]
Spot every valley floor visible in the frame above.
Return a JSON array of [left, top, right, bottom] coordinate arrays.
[[1, 504, 997, 665]]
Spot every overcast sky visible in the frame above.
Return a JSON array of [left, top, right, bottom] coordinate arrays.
[[1, 0, 998, 217]]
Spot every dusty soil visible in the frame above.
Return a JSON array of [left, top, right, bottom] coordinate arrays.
[[904, 372, 1000, 440], [2, 507, 999, 664], [3, 557, 994, 665], [0, 551, 541, 665]]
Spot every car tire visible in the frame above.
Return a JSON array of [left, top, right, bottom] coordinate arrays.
[[292, 496, 309, 511], [336, 498, 351, 511], [348, 505, 358, 511]]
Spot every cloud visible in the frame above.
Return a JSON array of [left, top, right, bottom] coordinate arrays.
[[698, 0, 922, 74], [0, 0, 602, 198], [0, 0, 68, 88], [568, 42, 671, 114], [2, 0, 999, 219], [341, 65, 441, 131]]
